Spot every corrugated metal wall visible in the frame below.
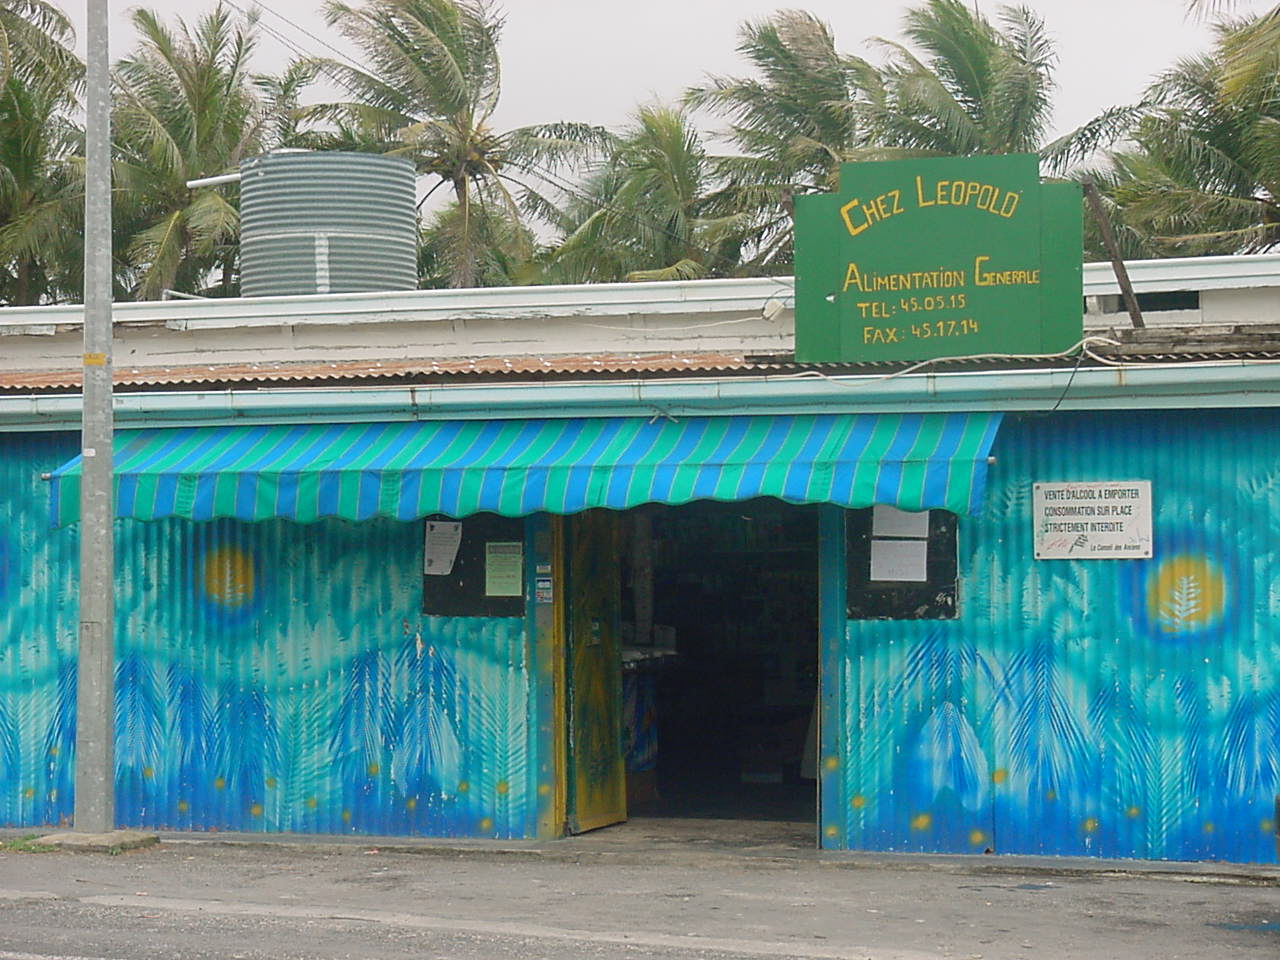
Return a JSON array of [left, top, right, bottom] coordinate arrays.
[[0, 432, 537, 838], [836, 409, 1280, 863], [0, 432, 78, 829]]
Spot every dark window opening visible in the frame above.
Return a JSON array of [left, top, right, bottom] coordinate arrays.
[[1135, 290, 1200, 313], [422, 512, 525, 617], [846, 508, 958, 620]]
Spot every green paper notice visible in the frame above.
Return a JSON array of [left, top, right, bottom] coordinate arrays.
[[485, 541, 524, 597]]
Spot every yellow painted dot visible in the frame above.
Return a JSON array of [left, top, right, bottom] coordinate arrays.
[[367, 763, 380, 777], [910, 813, 933, 832], [1203, 821, 1215, 834], [1147, 554, 1226, 634], [969, 829, 987, 847], [825, 825, 839, 838], [823, 756, 839, 771], [457, 780, 470, 794], [341, 809, 352, 823], [142, 767, 154, 779], [1261, 820, 1275, 835], [213, 777, 226, 791], [48, 746, 58, 757], [22, 788, 33, 799], [1126, 806, 1141, 820], [177, 801, 190, 813], [250, 803, 263, 818], [406, 797, 417, 811], [305, 797, 318, 810], [537, 783, 551, 796], [496, 780, 509, 795], [478, 817, 493, 832], [992, 769, 1008, 784], [265, 777, 277, 790], [1082, 817, 1099, 834], [203, 546, 256, 610], [851, 794, 867, 810], [1044, 790, 1057, 802]]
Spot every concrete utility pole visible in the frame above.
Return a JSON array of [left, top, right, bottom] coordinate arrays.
[[75, 0, 115, 834]]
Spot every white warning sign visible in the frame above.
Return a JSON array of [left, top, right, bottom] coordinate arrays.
[[1033, 481, 1153, 560]]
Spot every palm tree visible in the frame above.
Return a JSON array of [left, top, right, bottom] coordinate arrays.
[[546, 105, 746, 284], [0, 0, 84, 305], [863, 0, 1133, 173], [0, 0, 80, 90], [0, 74, 84, 304], [418, 199, 538, 287], [1188, 0, 1280, 96], [684, 11, 877, 271], [111, 5, 282, 300], [315, 0, 604, 288], [1097, 17, 1280, 256]]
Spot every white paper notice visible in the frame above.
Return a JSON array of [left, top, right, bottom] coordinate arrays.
[[424, 521, 462, 576], [485, 542, 524, 597], [870, 539, 929, 582], [872, 505, 931, 539]]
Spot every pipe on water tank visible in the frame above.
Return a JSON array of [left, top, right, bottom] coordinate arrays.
[[185, 172, 242, 189]]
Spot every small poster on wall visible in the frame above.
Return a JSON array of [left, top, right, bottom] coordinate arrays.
[[872, 505, 931, 539], [870, 539, 929, 582], [424, 521, 462, 575], [1033, 481, 1153, 559], [484, 541, 524, 597]]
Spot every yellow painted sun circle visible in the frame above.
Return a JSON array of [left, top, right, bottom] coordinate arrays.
[[202, 546, 256, 610], [1146, 554, 1227, 635], [910, 813, 933, 832]]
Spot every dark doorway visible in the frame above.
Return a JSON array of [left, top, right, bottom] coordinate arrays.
[[618, 499, 819, 824]]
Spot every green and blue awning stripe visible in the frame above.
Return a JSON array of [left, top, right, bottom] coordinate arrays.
[[49, 413, 1003, 526]]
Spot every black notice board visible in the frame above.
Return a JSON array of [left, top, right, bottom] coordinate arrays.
[[846, 508, 958, 620], [422, 513, 526, 618]]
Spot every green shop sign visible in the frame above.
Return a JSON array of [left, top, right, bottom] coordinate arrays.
[[793, 154, 1082, 363]]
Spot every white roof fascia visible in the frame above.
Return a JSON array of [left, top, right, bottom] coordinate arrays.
[[0, 254, 1278, 334]]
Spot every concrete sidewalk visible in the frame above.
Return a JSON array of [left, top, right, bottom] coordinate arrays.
[[1, 820, 1278, 959], [13, 815, 1274, 885]]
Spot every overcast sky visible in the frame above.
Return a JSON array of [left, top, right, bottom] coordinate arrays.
[[61, 0, 1271, 142]]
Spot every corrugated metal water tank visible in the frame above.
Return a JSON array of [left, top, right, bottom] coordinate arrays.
[[239, 151, 417, 297]]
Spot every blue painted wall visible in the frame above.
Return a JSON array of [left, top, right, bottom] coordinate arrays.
[[833, 410, 1280, 863], [0, 432, 539, 838]]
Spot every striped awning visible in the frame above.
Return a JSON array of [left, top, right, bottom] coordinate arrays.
[[49, 413, 1003, 526]]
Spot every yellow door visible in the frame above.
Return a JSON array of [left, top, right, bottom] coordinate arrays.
[[565, 510, 627, 833]]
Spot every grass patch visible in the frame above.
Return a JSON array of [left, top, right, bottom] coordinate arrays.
[[0, 834, 57, 853]]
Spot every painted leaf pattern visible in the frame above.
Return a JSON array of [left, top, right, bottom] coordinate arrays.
[[839, 412, 1280, 863]]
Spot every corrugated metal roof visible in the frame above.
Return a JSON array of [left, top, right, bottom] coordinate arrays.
[[6, 327, 1280, 394], [0, 353, 759, 392]]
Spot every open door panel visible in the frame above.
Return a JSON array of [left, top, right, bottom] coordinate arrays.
[[565, 510, 627, 834]]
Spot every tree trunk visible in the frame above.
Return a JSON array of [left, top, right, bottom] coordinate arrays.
[[15, 258, 33, 305], [452, 177, 476, 289]]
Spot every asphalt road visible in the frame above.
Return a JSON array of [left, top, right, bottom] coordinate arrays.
[[0, 831, 1276, 960]]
